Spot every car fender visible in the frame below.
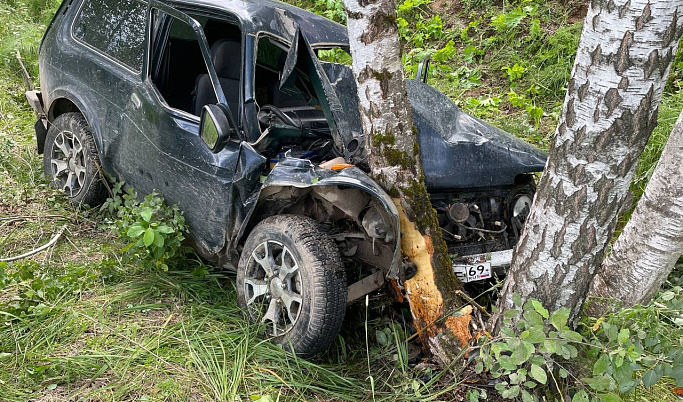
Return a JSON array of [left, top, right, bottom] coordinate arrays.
[[235, 157, 402, 279], [46, 88, 105, 151]]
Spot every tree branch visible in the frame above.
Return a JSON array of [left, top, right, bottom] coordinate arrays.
[[0, 225, 67, 262]]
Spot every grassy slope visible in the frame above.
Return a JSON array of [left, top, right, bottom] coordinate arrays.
[[0, 0, 680, 401]]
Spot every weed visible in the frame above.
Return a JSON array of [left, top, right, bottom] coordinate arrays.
[[102, 182, 187, 272], [477, 293, 683, 401]]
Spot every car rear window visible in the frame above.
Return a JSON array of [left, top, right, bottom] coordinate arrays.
[[72, 0, 147, 72]]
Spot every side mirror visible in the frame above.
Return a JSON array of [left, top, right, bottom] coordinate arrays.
[[199, 104, 237, 152], [416, 58, 430, 84]]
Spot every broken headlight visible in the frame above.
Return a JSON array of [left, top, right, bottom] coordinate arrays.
[[511, 194, 533, 218]]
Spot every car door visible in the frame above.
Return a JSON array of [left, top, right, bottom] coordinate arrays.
[[120, 2, 264, 258]]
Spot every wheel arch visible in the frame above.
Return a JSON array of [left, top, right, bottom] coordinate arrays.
[[232, 162, 402, 281], [45, 90, 106, 159]]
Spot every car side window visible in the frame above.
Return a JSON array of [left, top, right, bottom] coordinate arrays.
[[150, 10, 242, 117], [72, 0, 147, 72]]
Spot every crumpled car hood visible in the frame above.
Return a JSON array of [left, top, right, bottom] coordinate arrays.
[[282, 30, 547, 190], [405, 80, 547, 190]]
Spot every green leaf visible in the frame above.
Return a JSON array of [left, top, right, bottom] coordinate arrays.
[[153, 232, 165, 247], [143, 228, 155, 247], [127, 225, 145, 238], [501, 385, 520, 399], [521, 389, 534, 402], [157, 225, 174, 234], [583, 374, 612, 391], [617, 328, 630, 345], [531, 299, 549, 319], [617, 380, 637, 394], [541, 339, 559, 354], [510, 341, 535, 365], [549, 307, 570, 330], [140, 207, 153, 223], [522, 310, 544, 328], [598, 392, 621, 402], [641, 369, 661, 388], [603, 322, 618, 342], [530, 364, 547, 385], [521, 328, 546, 344], [498, 355, 517, 371], [593, 354, 610, 376], [613, 361, 634, 384], [376, 330, 389, 346], [572, 390, 589, 402], [670, 364, 683, 386], [512, 294, 522, 307], [661, 290, 675, 301], [559, 330, 583, 342], [504, 309, 519, 318]]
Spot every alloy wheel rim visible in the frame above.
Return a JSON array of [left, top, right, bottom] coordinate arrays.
[[244, 240, 303, 336], [50, 130, 86, 197]]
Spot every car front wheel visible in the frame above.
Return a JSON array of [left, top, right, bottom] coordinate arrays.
[[236, 215, 347, 357], [43, 113, 107, 206]]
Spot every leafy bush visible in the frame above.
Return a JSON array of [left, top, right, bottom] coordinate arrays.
[[102, 182, 187, 271], [476, 294, 683, 401]]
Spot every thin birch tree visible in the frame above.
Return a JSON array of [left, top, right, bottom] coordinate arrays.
[[494, 0, 683, 330], [588, 109, 683, 314]]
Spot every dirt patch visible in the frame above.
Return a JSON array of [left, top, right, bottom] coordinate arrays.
[[428, 0, 468, 30], [430, 0, 462, 15], [569, 1, 589, 24]]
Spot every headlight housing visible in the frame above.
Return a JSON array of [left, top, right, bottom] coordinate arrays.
[[512, 194, 533, 218]]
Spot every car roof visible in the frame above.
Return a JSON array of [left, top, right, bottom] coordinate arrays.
[[167, 0, 350, 47]]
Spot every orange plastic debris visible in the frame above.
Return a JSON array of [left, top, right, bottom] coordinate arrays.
[[330, 163, 354, 170]]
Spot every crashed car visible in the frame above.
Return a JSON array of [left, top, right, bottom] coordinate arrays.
[[27, 0, 546, 355]]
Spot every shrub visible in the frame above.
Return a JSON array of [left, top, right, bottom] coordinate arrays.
[[476, 293, 683, 401], [102, 182, 187, 271]]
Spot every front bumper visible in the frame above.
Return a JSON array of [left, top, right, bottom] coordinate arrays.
[[452, 249, 513, 283]]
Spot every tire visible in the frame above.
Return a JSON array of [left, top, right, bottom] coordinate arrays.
[[237, 214, 347, 357], [43, 113, 108, 207]]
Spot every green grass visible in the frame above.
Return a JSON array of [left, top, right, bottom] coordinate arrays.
[[1, 0, 682, 400]]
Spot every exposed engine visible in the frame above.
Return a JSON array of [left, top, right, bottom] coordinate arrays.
[[431, 178, 535, 257]]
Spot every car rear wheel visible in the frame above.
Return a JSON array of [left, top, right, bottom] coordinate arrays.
[[236, 215, 347, 357], [43, 113, 107, 207]]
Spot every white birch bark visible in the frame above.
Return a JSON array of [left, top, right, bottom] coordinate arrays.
[[588, 110, 683, 312], [342, 0, 467, 364], [494, 0, 683, 329]]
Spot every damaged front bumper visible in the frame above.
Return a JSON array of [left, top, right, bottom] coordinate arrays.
[[452, 249, 512, 283]]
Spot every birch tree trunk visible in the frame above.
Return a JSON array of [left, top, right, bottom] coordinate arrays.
[[588, 110, 683, 314], [493, 0, 683, 330], [342, 0, 467, 364]]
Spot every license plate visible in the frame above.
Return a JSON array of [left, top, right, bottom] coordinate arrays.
[[454, 262, 492, 283]]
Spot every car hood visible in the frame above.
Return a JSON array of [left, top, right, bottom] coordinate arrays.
[[281, 30, 547, 190]]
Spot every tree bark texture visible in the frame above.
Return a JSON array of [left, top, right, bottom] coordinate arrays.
[[342, 0, 467, 364], [588, 109, 683, 314], [494, 0, 683, 329]]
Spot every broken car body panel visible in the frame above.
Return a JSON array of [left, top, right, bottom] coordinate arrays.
[[236, 158, 401, 278]]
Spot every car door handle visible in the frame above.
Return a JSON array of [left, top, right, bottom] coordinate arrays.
[[130, 93, 142, 110]]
